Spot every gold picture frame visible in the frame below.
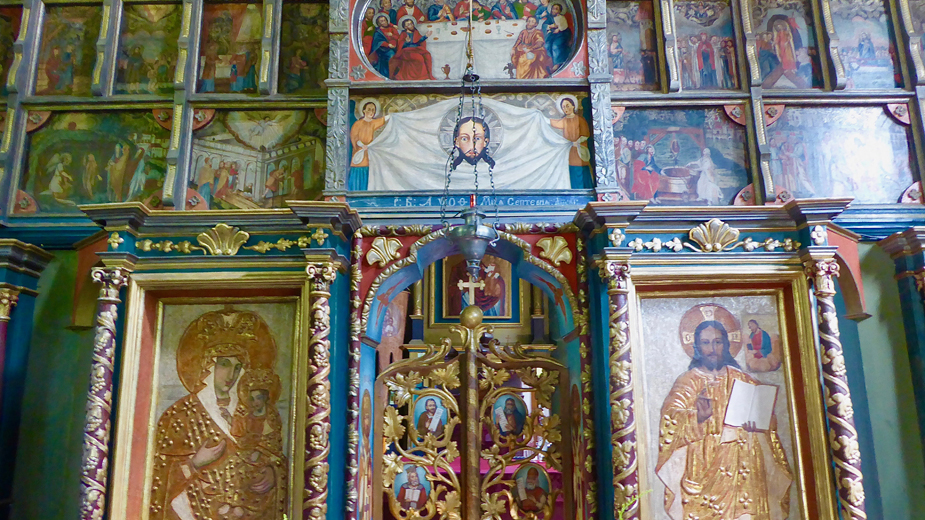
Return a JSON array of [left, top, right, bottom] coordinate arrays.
[[106, 270, 310, 520]]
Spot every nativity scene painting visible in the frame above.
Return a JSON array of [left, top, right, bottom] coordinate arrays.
[[830, 0, 901, 89], [751, 0, 822, 89], [606, 1, 659, 91], [674, 0, 739, 90], [199, 3, 263, 94], [352, 0, 581, 80], [190, 110, 326, 209], [638, 298, 797, 520], [15, 112, 169, 215], [611, 106, 748, 205], [149, 305, 295, 520], [347, 93, 591, 191], [765, 106, 913, 203], [278, 3, 330, 94], [36, 6, 101, 96], [115, 5, 181, 95], [0, 7, 22, 97]]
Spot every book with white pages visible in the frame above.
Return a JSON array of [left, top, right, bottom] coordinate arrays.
[[405, 488, 421, 504], [495, 407, 511, 432], [722, 379, 778, 431]]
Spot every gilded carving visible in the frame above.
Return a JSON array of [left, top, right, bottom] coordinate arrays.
[[311, 228, 330, 245], [80, 268, 130, 520], [688, 218, 741, 252], [107, 232, 124, 250], [366, 236, 403, 267], [811, 225, 828, 245], [304, 262, 337, 519], [622, 220, 801, 253], [804, 257, 867, 520], [138, 239, 205, 254], [0, 287, 20, 321], [197, 223, 251, 255], [244, 236, 311, 253], [536, 236, 573, 266]]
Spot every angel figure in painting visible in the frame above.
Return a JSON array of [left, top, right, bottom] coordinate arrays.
[[41, 153, 75, 203], [510, 16, 552, 79], [657, 315, 792, 520], [349, 100, 387, 191], [148, 309, 287, 520]]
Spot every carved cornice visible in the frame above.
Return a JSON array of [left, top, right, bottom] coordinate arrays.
[[0, 239, 54, 279]]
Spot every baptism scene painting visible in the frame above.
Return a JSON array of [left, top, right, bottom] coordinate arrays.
[[638, 298, 797, 520], [674, 0, 739, 90], [751, 0, 822, 89], [278, 3, 330, 94], [190, 110, 326, 209], [199, 3, 263, 93], [611, 106, 748, 205], [36, 6, 101, 96], [352, 0, 581, 80], [14, 111, 169, 215], [765, 106, 913, 202], [149, 304, 296, 520], [0, 7, 21, 97], [115, 5, 181, 95], [606, 1, 659, 91], [347, 93, 592, 191], [831, 0, 901, 89]]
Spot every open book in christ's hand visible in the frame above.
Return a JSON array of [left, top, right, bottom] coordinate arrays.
[[722, 379, 778, 431]]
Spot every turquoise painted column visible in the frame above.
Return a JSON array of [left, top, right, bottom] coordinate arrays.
[[0, 240, 53, 520]]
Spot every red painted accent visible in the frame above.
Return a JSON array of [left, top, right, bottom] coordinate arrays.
[[828, 229, 868, 319], [470, 194, 476, 207], [72, 236, 109, 326]]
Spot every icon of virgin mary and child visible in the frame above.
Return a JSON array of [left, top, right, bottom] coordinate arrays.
[[149, 309, 288, 520]]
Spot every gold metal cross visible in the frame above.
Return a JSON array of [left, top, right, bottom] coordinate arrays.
[[457, 275, 485, 304]]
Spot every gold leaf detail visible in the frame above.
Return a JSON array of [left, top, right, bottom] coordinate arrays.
[[311, 228, 329, 245], [687, 218, 741, 252], [107, 232, 123, 250], [196, 223, 250, 255], [536, 236, 573, 266], [383, 407, 406, 443], [244, 237, 300, 253], [431, 362, 460, 389], [437, 490, 461, 520], [366, 237, 402, 267]]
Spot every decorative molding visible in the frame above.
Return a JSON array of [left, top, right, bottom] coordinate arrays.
[[329, 0, 349, 33], [325, 88, 349, 191], [590, 82, 617, 187], [329, 34, 349, 80], [244, 236, 311, 253], [107, 232, 123, 250], [0, 287, 20, 322], [196, 223, 250, 255], [599, 259, 638, 519], [576, 238, 597, 517], [804, 257, 867, 520], [137, 239, 205, 254], [537, 236, 573, 266], [79, 267, 130, 520], [304, 262, 338, 520], [345, 233, 363, 520], [311, 228, 330, 245], [622, 219, 801, 253], [365, 236, 402, 267], [811, 225, 828, 245], [588, 30, 610, 77], [886, 103, 912, 125]]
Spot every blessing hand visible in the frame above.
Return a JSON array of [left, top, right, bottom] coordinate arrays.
[[742, 421, 758, 433], [191, 439, 226, 469]]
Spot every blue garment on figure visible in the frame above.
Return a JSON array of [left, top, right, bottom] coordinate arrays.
[[243, 64, 257, 90], [534, 5, 550, 32], [491, 0, 518, 18], [427, 4, 447, 20], [371, 28, 396, 78], [198, 182, 212, 208], [751, 329, 773, 358], [230, 64, 241, 92], [200, 79, 215, 92], [349, 166, 369, 191], [58, 52, 74, 91], [545, 28, 571, 68], [568, 165, 591, 189]]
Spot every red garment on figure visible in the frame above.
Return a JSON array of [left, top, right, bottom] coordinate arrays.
[[389, 29, 436, 80], [396, 5, 426, 21], [631, 160, 660, 199]]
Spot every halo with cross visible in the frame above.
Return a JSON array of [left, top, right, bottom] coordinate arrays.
[[678, 303, 743, 358]]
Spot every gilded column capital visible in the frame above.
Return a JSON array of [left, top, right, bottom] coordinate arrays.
[[0, 287, 20, 322], [804, 257, 840, 298]]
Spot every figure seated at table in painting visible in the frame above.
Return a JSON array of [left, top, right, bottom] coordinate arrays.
[[510, 16, 552, 79], [390, 17, 437, 80], [396, 0, 427, 23], [428, 0, 455, 21], [491, 0, 518, 19], [369, 13, 399, 78]]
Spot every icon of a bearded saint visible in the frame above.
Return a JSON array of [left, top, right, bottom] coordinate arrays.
[[656, 319, 792, 520], [149, 309, 284, 520], [451, 116, 496, 170]]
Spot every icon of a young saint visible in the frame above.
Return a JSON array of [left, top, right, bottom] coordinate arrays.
[[148, 309, 288, 520], [656, 305, 792, 520], [550, 95, 590, 188], [349, 99, 386, 191], [415, 396, 447, 436]]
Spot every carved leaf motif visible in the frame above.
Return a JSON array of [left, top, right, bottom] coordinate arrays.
[[366, 237, 402, 267], [385, 371, 423, 406], [382, 451, 403, 483], [481, 492, 506, 520], [431, 362, 460, 389], [444, 441, 459, 463], [383, 407, 406, 443], [437, 490, 461, 520], [197, 223, 250, 255], [688, 218, 741, 252], [537, 236, 573, 266]]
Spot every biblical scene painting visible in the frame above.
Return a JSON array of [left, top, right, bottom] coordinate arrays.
[[441, 254, 514, 319], [830, 0, 901, 89], [674, 0, 738, 90], [36, 6, 101, 96], [279, 3, 330, 94], [611, 107, 748, 205], [638, 297, 797, 520], [14, 112, 169, 215], [190, 110, 326, 209], [149, 303, 296, 520], [347, 93, 592, 191], [115, 4, 181, 95], [0, 7, 22, 97], [606, 1, 659, 91], [909, 0, 925, 66], [766, 106, 913, 202], [751, 0, 821, 89], [353, 0, 581, 80], [199, 3, 262, 93]]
